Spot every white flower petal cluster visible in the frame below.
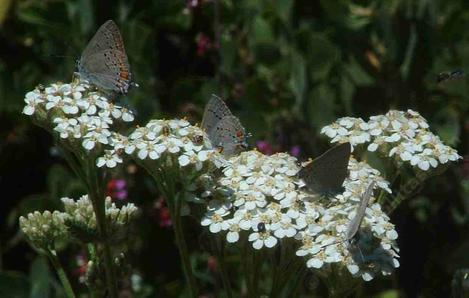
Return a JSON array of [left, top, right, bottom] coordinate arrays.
[[296, 158, 399, 281], [19, 210, 69, 250], [62, 195, 99, 230], [62, 195, 138, 229], [202, 149, 399, 281], [19, 195, 139, 249], [201, 150, 322, 250], [125, 119, 225, 171], [22, 81, 135, 168], [321, 110, 461, 170]]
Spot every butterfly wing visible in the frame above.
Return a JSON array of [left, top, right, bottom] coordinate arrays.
[[80, 49, 131, 93], [81, 20, 126, 58], [209, 115, 247, 157], [345, 181, 375, 241], [299, 142, 351, 195], [79, 20, 132, 94], [201, 95, 233, 134]]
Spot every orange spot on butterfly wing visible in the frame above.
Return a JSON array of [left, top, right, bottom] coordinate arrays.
[[119, 71, 129, 80], [235, 130, 245, 141]]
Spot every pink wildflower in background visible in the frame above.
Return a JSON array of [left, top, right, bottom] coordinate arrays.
[[106, 179, 128, 201]]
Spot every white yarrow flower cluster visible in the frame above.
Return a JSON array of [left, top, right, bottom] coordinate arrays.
[[125, 119, 225, 170], [62, 195, 138, 230], [321, 110, 461, 170], [19, 210, 70, 250], [201, 150, 321, 250], [22, 81, 135, 168], [202, 149, 400, 281], [123, 119, 226, 214], [296, 158, 399, 281]]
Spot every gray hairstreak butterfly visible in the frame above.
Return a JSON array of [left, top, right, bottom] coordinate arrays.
[[201, 94, 248, 157], [307, 182, 376, 261], [344, 181, 375, 262], [77, 20, 137, 95], [345, 181, 375, 243], [201, 95, 233, 133], [299, 142, 351, 196], [436, 69, 465, 84]]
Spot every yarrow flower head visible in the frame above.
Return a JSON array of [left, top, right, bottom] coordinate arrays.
[[296, 158, 399, 281], [202, 148, 399, 281], [22, 81, 135, 168], [62, 194, 139, 243], [122, 119, 226, 209], [201, 150, 318, 249], [126, 118, 225, 168], [321, 110, 461, 170], [19, 210, 69, 251]]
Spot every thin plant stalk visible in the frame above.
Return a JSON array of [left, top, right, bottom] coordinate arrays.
[[86, 162, 119, 298], [169, 194, 198, 297], [212, 236, 233, 298], [241, 238, 254, 297], [159, 166, 198, 298], [60, 144, 119, 297], [252, 248, 262, 297], [47, 250, 76, 298]]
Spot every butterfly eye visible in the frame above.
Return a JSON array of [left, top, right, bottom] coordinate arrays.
[[236, 130, 244, 138]]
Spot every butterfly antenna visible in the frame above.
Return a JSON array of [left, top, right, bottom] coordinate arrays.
[[47, 54, 75, 59]]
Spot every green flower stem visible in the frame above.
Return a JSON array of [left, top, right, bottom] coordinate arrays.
[[57, 143, 88, 185], [152, 165, 198, 298], [212, 236, 233, 298], [320, 266, 359, 298], [59, 143, 119, 297], [171, 192, 198, 298], [252, 249, 261, 297], [241, 238, 254, 297], [270, 242, 287, 297], [47, 250, 76, 298], [285, 265, 306, 296], [86, 162, 118, 298]]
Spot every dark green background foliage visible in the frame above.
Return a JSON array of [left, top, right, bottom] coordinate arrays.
[[0, 0, 468, 296]]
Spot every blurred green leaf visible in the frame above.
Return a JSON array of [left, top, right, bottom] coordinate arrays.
[[220, 34, 237, 75], [0, 0, 11, 26], [340, 76, 355, 115], [307, 84, 336, 131], [17, 6, 49, 27], [251, 17, 274, 44], [376, 289, 400, 298], [400, 24, 417, 80], [270, 0, 292, 22], [298, 31, 338, 79], [289, 52, 307, 111], [433, 107, 461, 146], [344, 56, 375, 86], [0, 271, 30, 298], [29, 257, 51, 298], [320, 0, 349, 21]]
